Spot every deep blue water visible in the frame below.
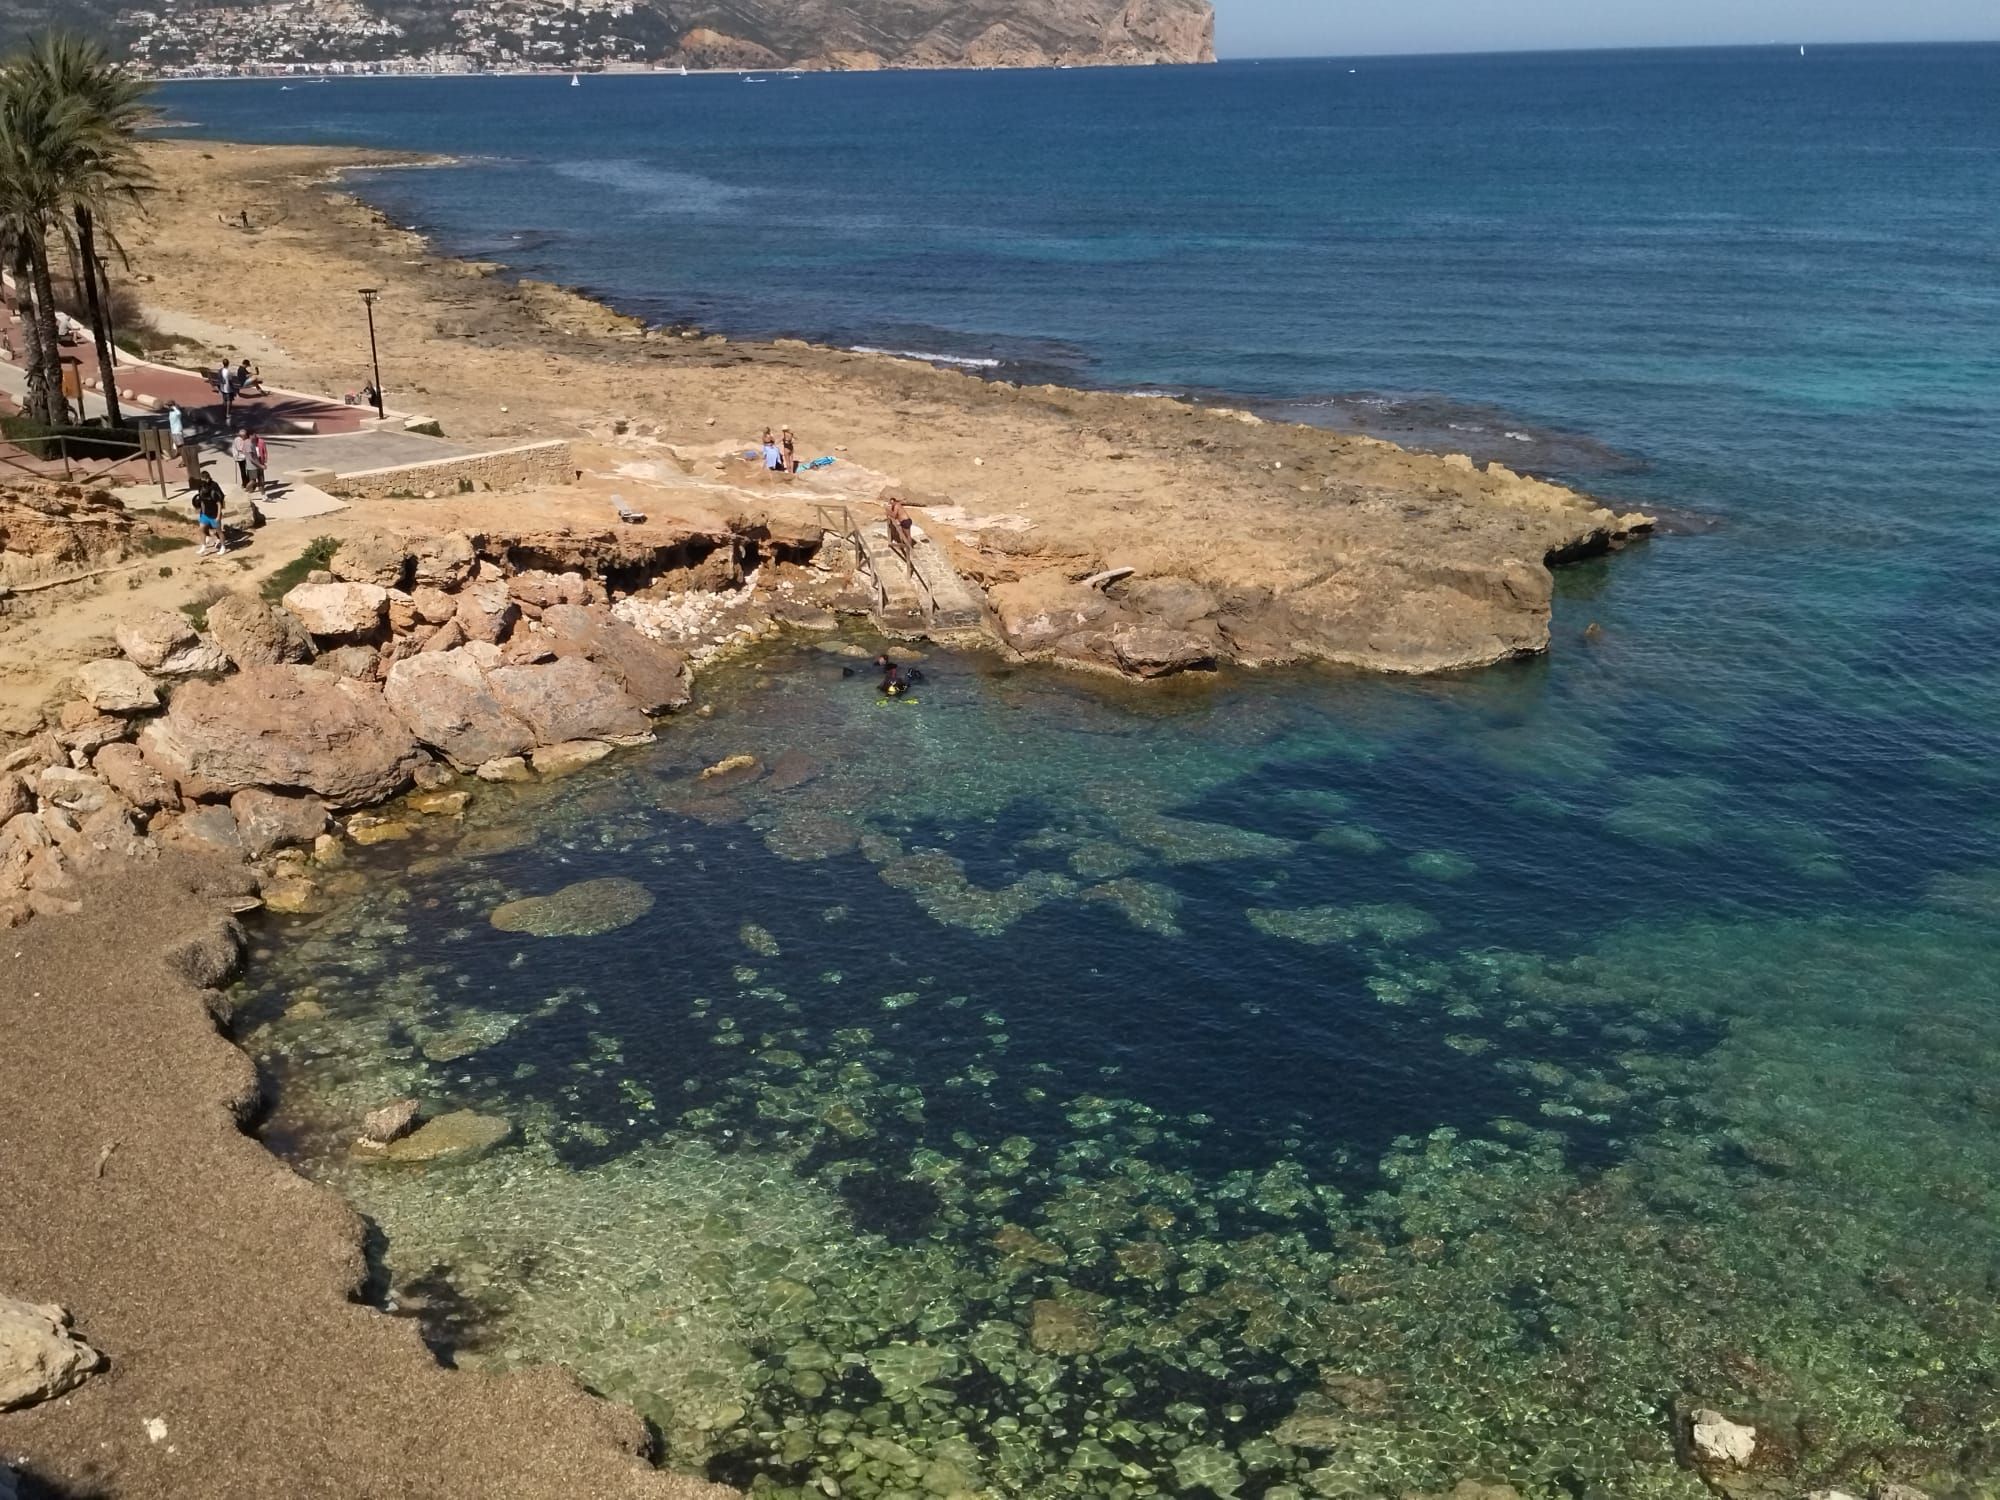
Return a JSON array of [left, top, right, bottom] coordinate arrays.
[[196, 48, 2000, 1499]]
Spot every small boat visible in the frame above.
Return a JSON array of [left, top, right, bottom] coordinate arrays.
[[1799, 44, 1806, 55], [570, 72, 581, 86], [744, 76, 767, 83], [678, 65, 689, 76]]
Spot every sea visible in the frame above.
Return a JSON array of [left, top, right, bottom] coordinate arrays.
[[161, 47, 2000, 1500]]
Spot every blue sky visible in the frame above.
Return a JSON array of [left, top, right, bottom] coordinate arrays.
[[1215, 0, 2000, 57]]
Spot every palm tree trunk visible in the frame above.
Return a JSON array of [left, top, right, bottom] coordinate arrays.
[[12, 240, 56, 426], [75, 206, 121, 429], [25, 232, 69, 424]]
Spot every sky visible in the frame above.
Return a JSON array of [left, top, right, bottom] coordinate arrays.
[[1214, 0, 2000, 58]]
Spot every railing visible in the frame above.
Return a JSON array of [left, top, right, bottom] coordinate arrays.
[[813, 502, 888, 614], [885, 519, 940, 624], [0, 428, 143, 482]]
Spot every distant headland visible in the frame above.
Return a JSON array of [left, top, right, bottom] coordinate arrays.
[[0, 0, 1216, 75]]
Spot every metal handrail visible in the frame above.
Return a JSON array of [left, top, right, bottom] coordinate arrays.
[[0, 428, 142, 481]]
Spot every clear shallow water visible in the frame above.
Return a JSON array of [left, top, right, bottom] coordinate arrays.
[[186, 44, 2000, 1500]]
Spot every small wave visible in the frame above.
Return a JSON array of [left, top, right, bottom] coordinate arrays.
[[1505, 430, 1535, 442], [550, 158, 757, 216], [850, 345, 1002, 370]]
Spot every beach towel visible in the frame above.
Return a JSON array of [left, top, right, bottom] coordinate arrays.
[[804, 456, 836, 470]]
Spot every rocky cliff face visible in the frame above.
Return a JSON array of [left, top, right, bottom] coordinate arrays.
[[660, 0, 1214, 70]]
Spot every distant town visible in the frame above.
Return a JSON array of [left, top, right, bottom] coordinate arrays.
[[119, 0, 674, 76]]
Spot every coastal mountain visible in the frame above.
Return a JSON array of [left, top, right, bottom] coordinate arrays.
[[0, 0, 1215, 71]]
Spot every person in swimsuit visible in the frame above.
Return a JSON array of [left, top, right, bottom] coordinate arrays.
[[780, 427, 798, 473]]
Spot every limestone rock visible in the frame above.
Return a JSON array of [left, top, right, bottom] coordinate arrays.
[[382, 650, 535, 769], [0, 1297, 103, 1411], [282, 582, 389, 639], [485, 657, 651, 747], [538, 603, 692, 713], [328, 530, 409, 588], [0, 773, 27, 823], [411, 585, 457, 625], [490, 876, 654, 937], [410, 759, 456, 793], [76, 658, 159, 713], [989, 572, 1113, 653], [36, 767, 115, 817], [1872, 1487, 1931, 1500], [453, 579, 518, 646], [229, 788, 329, 858], [410, 532, 476, 590], [419, 618, 467, 655], [206, 593, 310, 669], [409, 789, 471, 816], [1109, 623, 1215, 677], [348, 816, 412, 846], [359, 1097, 423, 1145], [138, 665, 421, 808], [158, 804, 244, 858], [1123, 575, 1218, 628], [530, 740, 612, 777], [386, 589, 419, 634], [313, 644, 383, 682], [115, 609, 198, 671], [380, 1109, 512, 1163], [475, 756, 532, 783], [55, 710, 130, 756], [1804, 1491, 1864, 1500], [700, 754, 761, 782], [508, 569, 598, 611], [1688, 1409, 1755, 1467]]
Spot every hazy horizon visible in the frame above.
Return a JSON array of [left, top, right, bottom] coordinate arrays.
[[1214, 1, 2000, 60]]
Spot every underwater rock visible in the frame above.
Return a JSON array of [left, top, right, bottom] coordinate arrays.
[[739, 922, 781, 957], [529, 740, 614, 778], [1079, 878, 1182, 936], [358, 1098, 423, 1146], [408, 789, 471, 817], [347, 816, 412, 847], [1027, 1299, 1101, 1355], [1271, 1409, 1347, 1449], [759, 810, 860, 862], [1871, 1487, 1931, 1500], [1247, 902, 1438, 946], [475, 756, 533, 783], [765, 748, 821, 792], [489, 877, 655, 938], [0, 1297, 103, 1411], [1688, 1408, 1756, 1467], [379, 1109, 512, 1164], [699, 753, 762, 784], [1172, 1445, 1244, 1497]]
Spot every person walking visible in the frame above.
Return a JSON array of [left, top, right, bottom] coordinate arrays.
[[231, 428, 253, 489], [216, 361, 236, 423], [192, 471, 227, 556], [166, 401, 185, 449], [246, 429, 268, 493]]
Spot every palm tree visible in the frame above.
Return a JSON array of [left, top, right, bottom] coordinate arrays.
[[0, 33, 154, 430], [0, 81, 63, 424]]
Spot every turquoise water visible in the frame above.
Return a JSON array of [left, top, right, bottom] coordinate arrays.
[[190, 46, 2000, 1500]]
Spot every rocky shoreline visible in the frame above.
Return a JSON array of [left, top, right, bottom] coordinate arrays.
[[0, 139, 1668, 1495]]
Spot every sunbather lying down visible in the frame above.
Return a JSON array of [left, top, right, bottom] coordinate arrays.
[[612, 495, 646, 524]]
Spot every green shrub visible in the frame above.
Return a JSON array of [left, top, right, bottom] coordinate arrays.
[[260, 535, 341, 603]]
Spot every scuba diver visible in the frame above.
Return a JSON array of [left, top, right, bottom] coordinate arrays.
[[875, 654, 926, 698]]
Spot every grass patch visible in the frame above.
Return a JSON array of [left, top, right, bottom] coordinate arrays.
[[181, 581, 229, 632], [260, 535, 341, 603]]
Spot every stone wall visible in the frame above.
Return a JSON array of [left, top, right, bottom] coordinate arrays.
[[325, 441, 575, 500]]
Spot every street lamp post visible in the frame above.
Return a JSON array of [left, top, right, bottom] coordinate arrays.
[[359, 287, 385, 419]]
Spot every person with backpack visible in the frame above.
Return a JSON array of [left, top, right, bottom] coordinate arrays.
[[192, 471, 228, 556]]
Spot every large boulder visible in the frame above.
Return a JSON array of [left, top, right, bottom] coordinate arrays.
[[35, 767, 117, 818], [485, 657, 651, 747], [989, 572, 1114, 653], [507, 570, 599, 612], [282, 582, 390, 640], [1109, 623, 1216, 678], [206, 593, 310, 669], [75, 658, 159, 714], [380, 1109, 512, 1164], [328, 530, 410, 588], [0, 1297, 103, 1411], [410, 585, 457, 625], [381, 651, 535, 769], [453, 579, 518, 646], [137, 665, 421, 808], [93, 742, 179, 812], [114, 609, 198, 671], [538, 603, 691, 713], [410, 532, 476, 590], [230, 788, 329, 858]]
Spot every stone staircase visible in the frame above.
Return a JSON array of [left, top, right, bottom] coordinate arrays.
[[851, 518, 986, 634]]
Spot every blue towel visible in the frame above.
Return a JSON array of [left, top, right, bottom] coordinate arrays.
[[805, 456, 836, 469]]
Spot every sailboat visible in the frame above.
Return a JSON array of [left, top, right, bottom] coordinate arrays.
[[570, 72, 581, 86], [1799, 44, 1806, 56]]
